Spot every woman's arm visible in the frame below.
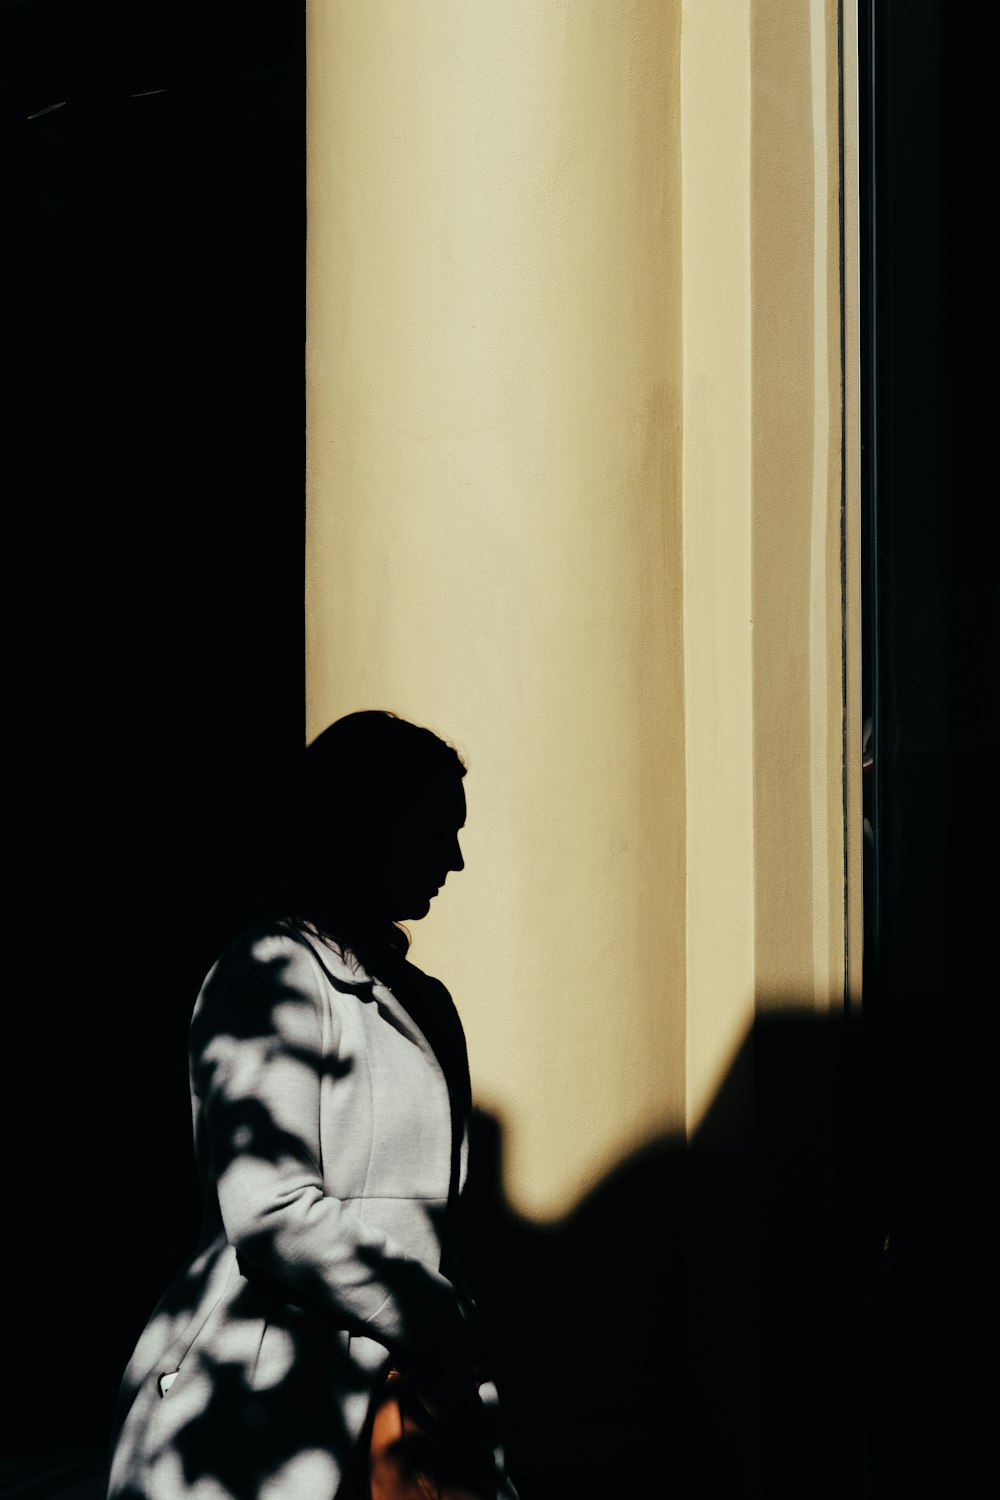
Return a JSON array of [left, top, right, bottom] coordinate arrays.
[[191, 927, 473, 1363]]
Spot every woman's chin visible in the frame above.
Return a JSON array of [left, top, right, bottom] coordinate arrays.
[[392, 893, 434, 921]]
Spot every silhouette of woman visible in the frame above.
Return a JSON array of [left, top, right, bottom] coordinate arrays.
[[107, 711, 517, 1500]]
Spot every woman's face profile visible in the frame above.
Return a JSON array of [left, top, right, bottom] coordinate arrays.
[[376, 774, 467, 921]]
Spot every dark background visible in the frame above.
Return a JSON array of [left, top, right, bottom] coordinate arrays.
[[858, 3, 992, 1493], [7, 2, 990, 1496], [9, 0, 305, 1474]]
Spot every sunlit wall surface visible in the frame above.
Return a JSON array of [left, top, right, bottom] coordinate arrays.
[[307, 0, 858, 1222]]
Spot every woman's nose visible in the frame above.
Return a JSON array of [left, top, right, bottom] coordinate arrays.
[[449, 835, 464, 873]]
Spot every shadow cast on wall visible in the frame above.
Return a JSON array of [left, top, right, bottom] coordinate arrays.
[[459, 1007, 877, 1499]]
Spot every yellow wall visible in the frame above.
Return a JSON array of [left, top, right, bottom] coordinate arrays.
[[680, 0, 755, 1129], [307, 0, 857, 1219], [749, 0, 845, 1014], [680, 0, 853, 1119]]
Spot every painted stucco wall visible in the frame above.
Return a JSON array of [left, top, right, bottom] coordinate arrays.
[[306, 0, 857, 1221]]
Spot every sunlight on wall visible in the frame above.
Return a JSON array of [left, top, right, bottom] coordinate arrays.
[[682, 0, 852, 1129], [307, 1, 684, 1220], [680, 0, 755, 1131], [306, 0, 856, 1218]]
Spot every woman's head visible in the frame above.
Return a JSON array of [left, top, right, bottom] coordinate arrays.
[[293, 710, 467, 952]]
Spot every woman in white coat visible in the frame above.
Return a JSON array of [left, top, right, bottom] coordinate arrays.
[[107, 711, 516, 1500]]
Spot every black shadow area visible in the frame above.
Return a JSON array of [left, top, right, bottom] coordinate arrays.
[[458, 1008, 875, 1499], [7, 1, 304, 1481]]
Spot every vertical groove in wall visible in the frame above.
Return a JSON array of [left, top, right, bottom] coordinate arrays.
[[809, 0, 833, 1008], [680, 1, 755, 1132], [838, 0, 851, 1010], [750, 0, 848, 1012], [840, 0, 864, 1009], [750, 0, 819, 1006]]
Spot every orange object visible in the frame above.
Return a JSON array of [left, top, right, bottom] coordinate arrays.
[[368, 1369, 497, 1500]]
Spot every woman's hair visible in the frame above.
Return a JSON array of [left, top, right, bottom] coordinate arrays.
[[287, 710, 466, 961], [303, 709, 465, 815]]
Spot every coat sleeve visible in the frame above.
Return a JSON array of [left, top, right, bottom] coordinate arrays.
[[190, 926, 472, 1361]]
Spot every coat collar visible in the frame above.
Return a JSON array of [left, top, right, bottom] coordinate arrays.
[[286, 921, 439, 1060], [283, 922, 470, 1196]]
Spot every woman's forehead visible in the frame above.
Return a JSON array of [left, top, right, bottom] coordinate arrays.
[[405, 776, 466, 825]]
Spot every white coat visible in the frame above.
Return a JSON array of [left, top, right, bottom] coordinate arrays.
[[107, 921, 516, 1500]]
